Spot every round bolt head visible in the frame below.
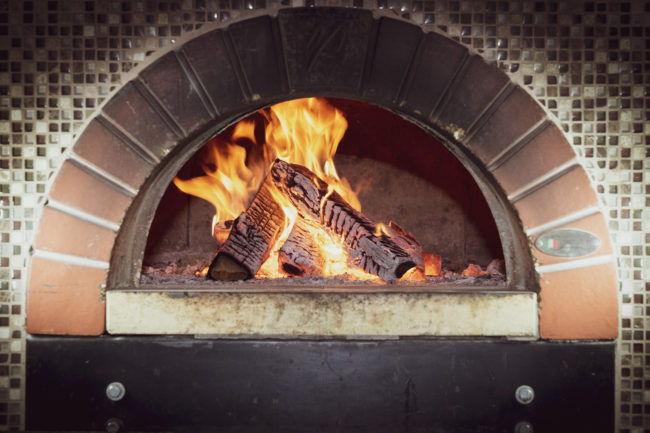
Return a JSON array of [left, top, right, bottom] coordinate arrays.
[[514, 421, 533, 433], [105, 382, 126, 401], [105, 418, 123, 433], [515, 385, 535, 405]]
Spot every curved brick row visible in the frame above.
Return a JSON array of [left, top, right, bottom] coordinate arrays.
[[27, 8, 617, 338]]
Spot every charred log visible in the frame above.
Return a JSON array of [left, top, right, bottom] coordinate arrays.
[[208, 175, 285, 280], [269, 159, 424, 282], [278, 219, 324, 277]]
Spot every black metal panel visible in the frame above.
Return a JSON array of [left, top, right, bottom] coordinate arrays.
[[27, 337, 614, 432]]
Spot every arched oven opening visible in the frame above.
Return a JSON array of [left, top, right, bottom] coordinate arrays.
[[143, 98, 505, 287], [105, 93, 537, 337]]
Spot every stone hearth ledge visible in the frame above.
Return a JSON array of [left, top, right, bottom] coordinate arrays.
[[106, 289, 538, 338]]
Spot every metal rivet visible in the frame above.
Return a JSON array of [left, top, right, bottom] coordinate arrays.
[[514, 421, 534, 433], [105, 382, 126, 401], [515, 385, 535, 405], [105, 418, 123, 433]]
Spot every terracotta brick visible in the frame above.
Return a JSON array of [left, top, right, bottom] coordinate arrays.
[[514, 166, 599, 229], [532, 212, 613, 266], [103, 82, 178, 159], [33, 207, 116, 262], [539, 262, 618, 339], [140, 52, 212, 133], [228, 15, 285, 99], [74, 119, 152, 190], [278, 8, 372, 92], [401, 32, 467, 117], [27, 257, 105, 335], [48, 160, 132, 224], [182, 29, 247, 116], [363, 17, 421, 104], [492, 123, 576, 195], [436, 55, 509, 133], [467, 87, 546, 164]]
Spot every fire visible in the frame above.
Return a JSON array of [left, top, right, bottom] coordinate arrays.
[[174, 97, 373, 279]]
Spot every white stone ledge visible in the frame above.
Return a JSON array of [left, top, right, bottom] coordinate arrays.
[[106, 288, 538, 338]]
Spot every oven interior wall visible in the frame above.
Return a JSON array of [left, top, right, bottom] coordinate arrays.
[[144, 99, 503, 272]]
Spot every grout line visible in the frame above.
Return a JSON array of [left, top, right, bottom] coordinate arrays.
[[536, 254, 615, 274], [486, 118, 551, 171], [32, 249, 110, 270], [96, 113, 161, 165], [133, 77, 187, 138], [175, 48, 219, 118], [462, 82, 515, 142], [46, 200, 120, 232], [526, 206, 601, 237], [359, 18, 381, 96], [270, 14, 290, 95], [393, 30, 425, 104], [427, 51, 473, 121], [507, 158, 579, 203], [223, 27, 253, 100], [68, 153, 138, 197]]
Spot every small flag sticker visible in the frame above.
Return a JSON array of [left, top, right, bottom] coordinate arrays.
[[539, 238, 558, 249]]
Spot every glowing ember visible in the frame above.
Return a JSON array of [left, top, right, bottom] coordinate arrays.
[[423, 252, 442, 277], [462, 264, 487, 278]]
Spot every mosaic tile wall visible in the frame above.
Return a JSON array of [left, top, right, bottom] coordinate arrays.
[[0, 0, 645, 430]]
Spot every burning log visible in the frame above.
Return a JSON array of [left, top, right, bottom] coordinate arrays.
[[207, 174, 285, 280], [269, 159, 424, 283], [278, 219, 324, 277]]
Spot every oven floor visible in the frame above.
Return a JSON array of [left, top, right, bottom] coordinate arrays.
[[26, 337, 614, 432]]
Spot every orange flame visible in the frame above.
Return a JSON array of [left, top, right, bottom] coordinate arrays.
[[174, 98, 373, 279], [174, 98, 359, 224]]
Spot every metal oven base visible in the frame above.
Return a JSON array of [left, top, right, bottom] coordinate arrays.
[[27, 337, 614, 432]]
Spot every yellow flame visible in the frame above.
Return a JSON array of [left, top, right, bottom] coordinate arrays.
[[174, 97, 373, 280], [173, 138, 266, 223]]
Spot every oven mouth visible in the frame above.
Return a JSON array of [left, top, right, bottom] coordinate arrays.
[[104, 96, 536, 338], [139, 97, 508, 289]]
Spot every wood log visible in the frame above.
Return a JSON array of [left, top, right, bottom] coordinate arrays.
[[269, 159, 424, 282], [278, 219, 324, 277], [207, 174, 285, 280]]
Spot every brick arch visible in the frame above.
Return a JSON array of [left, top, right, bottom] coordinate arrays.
[[27, 8, 617, 339]]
